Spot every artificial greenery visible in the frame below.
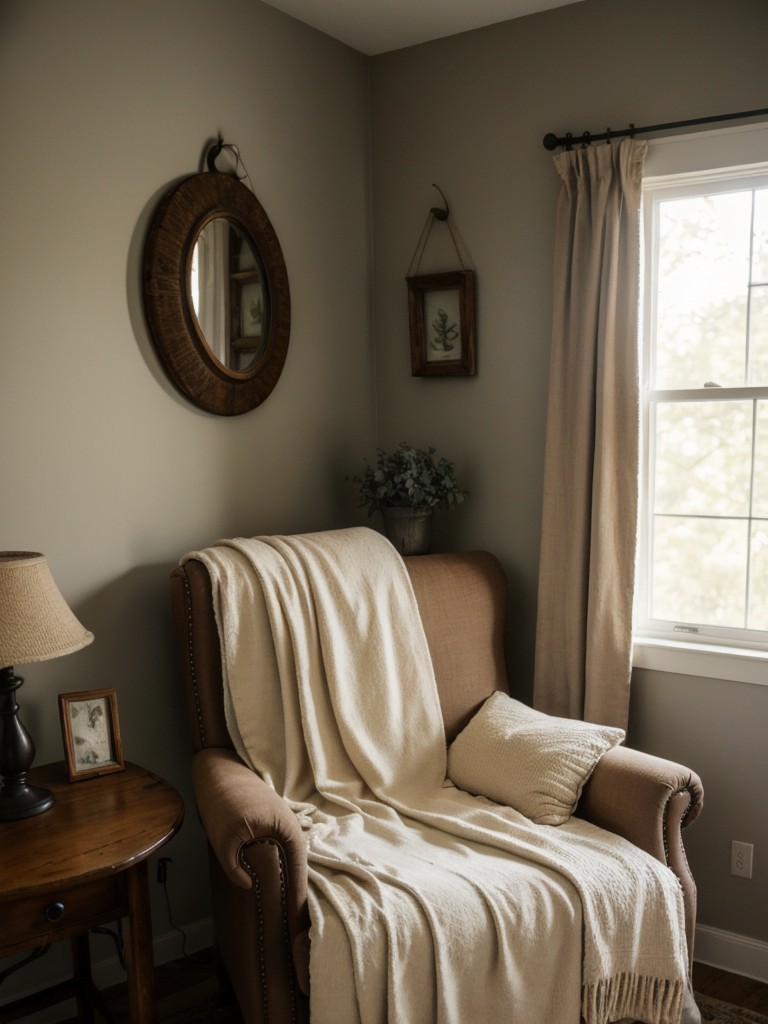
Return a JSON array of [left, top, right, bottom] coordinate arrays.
[[352, 442, 468, 516]]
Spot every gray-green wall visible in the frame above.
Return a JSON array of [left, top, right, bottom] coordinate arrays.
[[1, 0, 767, 1007]]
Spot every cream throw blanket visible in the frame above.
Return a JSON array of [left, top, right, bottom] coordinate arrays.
[[187, 528, 687, 1024]]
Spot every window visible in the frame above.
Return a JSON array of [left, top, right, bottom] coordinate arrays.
[[636, 126, 768, 659]]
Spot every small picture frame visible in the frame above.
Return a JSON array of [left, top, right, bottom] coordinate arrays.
[[406, 270, 477, 377], [59, 688, 125, 782]]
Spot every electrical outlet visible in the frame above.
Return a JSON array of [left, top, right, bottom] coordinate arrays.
[[156, 856, 172, 884], [731, 841, 753, 879]]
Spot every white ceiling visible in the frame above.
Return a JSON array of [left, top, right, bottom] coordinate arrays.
[[261, 0, 584, 55]]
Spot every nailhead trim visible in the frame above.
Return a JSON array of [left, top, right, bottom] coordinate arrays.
[[181, 570, 206, 748], [241, 839, 298, 1024], [666, 786, 697, 894]]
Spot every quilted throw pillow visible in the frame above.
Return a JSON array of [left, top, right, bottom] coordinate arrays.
[[447, 691, 625, 825]]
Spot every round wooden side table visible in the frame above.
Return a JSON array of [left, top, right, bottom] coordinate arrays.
[[0, 761, 184, 1023]]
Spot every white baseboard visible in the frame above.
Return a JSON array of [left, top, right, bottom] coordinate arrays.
[[0, 919, 213, 1024], [695, 924, 768, 984]]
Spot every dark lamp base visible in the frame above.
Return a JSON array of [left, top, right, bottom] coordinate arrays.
[[0, 781, 55, 821], [0, 665, 55, 820]]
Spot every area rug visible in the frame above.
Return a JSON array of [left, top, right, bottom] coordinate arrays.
[[696, 992, 768, 1024]]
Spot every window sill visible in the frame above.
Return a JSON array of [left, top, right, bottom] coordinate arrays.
[[632, 636, 768, 687]]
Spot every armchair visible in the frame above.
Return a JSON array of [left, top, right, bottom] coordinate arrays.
[[171, 546, 703, 1024]]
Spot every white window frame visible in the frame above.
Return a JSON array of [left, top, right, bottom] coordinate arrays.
[[633, 121, 768, 686]]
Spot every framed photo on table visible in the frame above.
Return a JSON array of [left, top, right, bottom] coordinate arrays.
[[406, 270, 477, 377], [59, 688, 125, 782]]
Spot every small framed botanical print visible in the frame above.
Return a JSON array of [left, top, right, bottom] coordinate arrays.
[[59, 688, 125, 782], [407, 270, 477, 377]]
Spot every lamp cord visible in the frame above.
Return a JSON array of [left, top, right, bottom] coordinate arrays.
[[158, 858, 210, 964]]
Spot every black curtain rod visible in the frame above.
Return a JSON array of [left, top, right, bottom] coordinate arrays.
[[542, 106, 768, 151]]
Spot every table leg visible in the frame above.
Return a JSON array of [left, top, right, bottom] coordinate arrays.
[[71, 932, 95, 1024], [124, 861, 157, 1024]]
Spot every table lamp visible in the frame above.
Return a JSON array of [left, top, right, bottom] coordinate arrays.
[[0, 552, 94, 821]]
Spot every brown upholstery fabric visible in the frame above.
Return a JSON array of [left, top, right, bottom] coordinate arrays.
[[405, 551, 509, 743], [171, 563, 232, 752], [210, 846, 310, 1024]]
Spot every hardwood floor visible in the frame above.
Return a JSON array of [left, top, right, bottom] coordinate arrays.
[[56, 949, 242, 1024], [692, 961, 768, 1016], [51, 952, 768, 1022]]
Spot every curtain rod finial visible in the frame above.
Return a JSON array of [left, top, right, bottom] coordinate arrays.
[[543, 133, 560, 151]]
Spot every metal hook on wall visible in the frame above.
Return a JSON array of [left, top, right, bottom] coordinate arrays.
[[202, 133, 255, 192], [430, 184, 450, 221], [206, 133, 244, 175], [205, 133, 226, 172]]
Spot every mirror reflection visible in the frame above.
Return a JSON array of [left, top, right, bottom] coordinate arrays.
[[189, 218, 268, 373]]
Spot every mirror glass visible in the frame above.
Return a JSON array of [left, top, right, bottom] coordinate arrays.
[[189, 218, 268, 373]]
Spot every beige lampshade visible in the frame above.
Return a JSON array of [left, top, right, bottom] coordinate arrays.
[[0, 552, 94, 668]]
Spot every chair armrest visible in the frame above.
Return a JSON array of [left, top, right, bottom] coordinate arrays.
[[577, 745, 703, 860], [192, 746, 308, 895], [577, 745, 703, 964], [194, 746, 312, 1008]]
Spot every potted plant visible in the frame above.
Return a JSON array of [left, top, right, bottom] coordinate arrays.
[[351, 442, 467, 554]]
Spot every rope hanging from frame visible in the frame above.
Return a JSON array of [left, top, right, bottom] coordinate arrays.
[[407, 185, 468, 276]]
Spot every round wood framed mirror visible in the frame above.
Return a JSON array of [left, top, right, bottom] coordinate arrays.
[[143, 172, 290, 416]]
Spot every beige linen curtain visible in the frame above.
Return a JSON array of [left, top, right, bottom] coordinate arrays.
[[533, 138, 647, 730]]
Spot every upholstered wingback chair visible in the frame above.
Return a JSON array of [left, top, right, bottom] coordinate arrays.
[[170, 549, 703, 1024]]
